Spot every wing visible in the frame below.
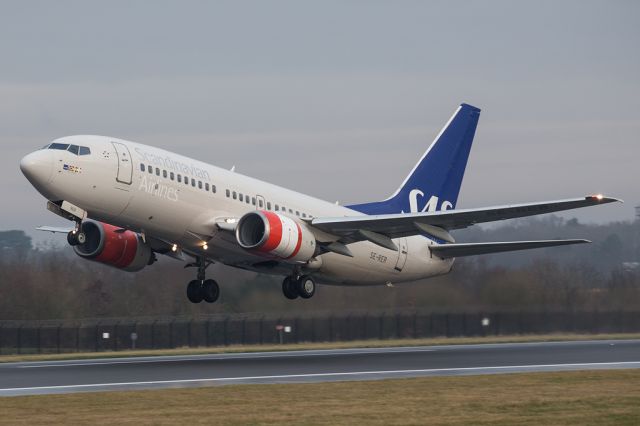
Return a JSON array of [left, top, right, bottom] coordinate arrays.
[[429, 239, 590, 259], [311, 195, 620, 245]]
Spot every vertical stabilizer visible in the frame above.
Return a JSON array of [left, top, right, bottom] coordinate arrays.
[[348, 103, 480, 215]]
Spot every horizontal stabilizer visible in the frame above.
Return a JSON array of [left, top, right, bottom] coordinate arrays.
[[36, 225, 74, 234], [430, 239, 590, 259]]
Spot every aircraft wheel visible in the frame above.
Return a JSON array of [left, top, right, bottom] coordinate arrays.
[[77, 232, 86, 244], [67, 231, 79, 246], [187, 280, 204, 303], [282, 276, 298, 300], [297, 275, 316, 299], [202, 279, 220, 303]]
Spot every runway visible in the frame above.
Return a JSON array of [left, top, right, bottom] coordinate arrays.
[[1, 339, 639, 396]]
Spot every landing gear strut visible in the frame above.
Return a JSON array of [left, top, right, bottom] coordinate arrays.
[[282, 274, 316, 300], [186, 257, 219, 304]]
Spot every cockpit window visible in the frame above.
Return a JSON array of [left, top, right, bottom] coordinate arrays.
[[49, 143, 69, 150], [45, 143, 91, 155]]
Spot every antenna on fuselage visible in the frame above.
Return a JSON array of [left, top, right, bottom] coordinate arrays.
[[230, 165, 236, 172]]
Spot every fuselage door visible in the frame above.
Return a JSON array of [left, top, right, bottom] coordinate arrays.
[[112, 142, 133, 185], [394, 238, 408, 272], [255, 195, 266, 210]]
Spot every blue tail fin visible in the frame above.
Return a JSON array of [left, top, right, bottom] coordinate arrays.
[[347, 103, 480, 215]]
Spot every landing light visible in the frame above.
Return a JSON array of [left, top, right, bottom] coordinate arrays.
[[225, 218, 237, 224], [203, 243, 209, 250], [171, 244, 178, 252], [595, 194, 604, 201]]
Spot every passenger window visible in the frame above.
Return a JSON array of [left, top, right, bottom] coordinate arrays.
[[170, 172, 175, 180], [185, 177, 189, 185], [49, 143, 69, 150], [79, 146, 91, 155], [259, 199, 264, 208], [155, 168, 160, 176], [252, 197, 256, 205], [67, 145, 80, 155], [226, 189, 230, 197], [177, 174, 182, 183], [198, 181, 202, 189], [140, 163, 145, 172], [289, 209, 293, 213], [302, 213, 306, 218], [246, 197, 250, 205], [233, 191, 237, 200], [212, 185, 217, 193], [191, 179, 196, 187], [163, 170, 167, 178], [275, 205, 279, 211], [296, 211, 300, 216], [267, 202, 271, 210], [239, 193, 244, 202], [205, 183, 209, 191]]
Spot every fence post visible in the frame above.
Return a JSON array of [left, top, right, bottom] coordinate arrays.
[[17, 325, 22, 355], [223, 317, 229, 346], [95, 323, 100, 352], [329, 316, 334, 342], [311, 317, 316, 342], [114, 323, 119, 352], [362, 314, 368, 340], [445, 314, 450, 337]]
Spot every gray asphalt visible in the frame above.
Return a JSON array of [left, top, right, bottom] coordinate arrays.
[[1, 339, 639, 396]]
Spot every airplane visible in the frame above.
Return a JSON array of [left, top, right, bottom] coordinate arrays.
[[19, 103, 620, 304]]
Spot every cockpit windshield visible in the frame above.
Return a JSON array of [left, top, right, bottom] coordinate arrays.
[[42, 143, 91, 156]]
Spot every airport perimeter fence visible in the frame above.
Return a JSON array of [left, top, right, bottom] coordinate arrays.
[[1, 310, 640, 355]]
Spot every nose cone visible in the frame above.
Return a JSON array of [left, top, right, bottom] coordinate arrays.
[[20, 150, 54, 188]]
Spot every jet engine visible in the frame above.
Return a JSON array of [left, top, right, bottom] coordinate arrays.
[[235, 211, 316, 262], [73, 219, 154, 272]]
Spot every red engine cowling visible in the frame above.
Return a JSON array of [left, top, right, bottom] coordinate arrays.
[[235, 211, 316, 262], [73, 219, 153, 272]]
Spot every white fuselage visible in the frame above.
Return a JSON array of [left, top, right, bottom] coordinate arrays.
[[25, 136, 454, 285]]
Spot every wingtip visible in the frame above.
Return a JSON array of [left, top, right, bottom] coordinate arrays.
[[586, 194, 623, 204]]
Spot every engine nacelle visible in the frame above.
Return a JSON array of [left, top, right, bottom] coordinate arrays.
[[236, 211, 316, 262], [73, 219, 153, 272]]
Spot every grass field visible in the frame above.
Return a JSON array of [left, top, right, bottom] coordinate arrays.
[[1, 370, 639, 425], [1, 332, 639, 363]]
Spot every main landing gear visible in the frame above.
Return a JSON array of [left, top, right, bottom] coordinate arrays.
[[282, 275, 316, 300], [186, 257, 219, 304]]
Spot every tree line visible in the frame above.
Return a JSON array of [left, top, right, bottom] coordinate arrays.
[[0, 216, 638, 321]]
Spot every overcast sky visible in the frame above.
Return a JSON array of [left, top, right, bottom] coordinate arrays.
[[1, 1, 638, 242]]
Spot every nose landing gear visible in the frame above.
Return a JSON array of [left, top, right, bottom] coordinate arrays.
[[186, 257, 219, 304], [282, 274, 316, 300], [66, 225, 85, 246]]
